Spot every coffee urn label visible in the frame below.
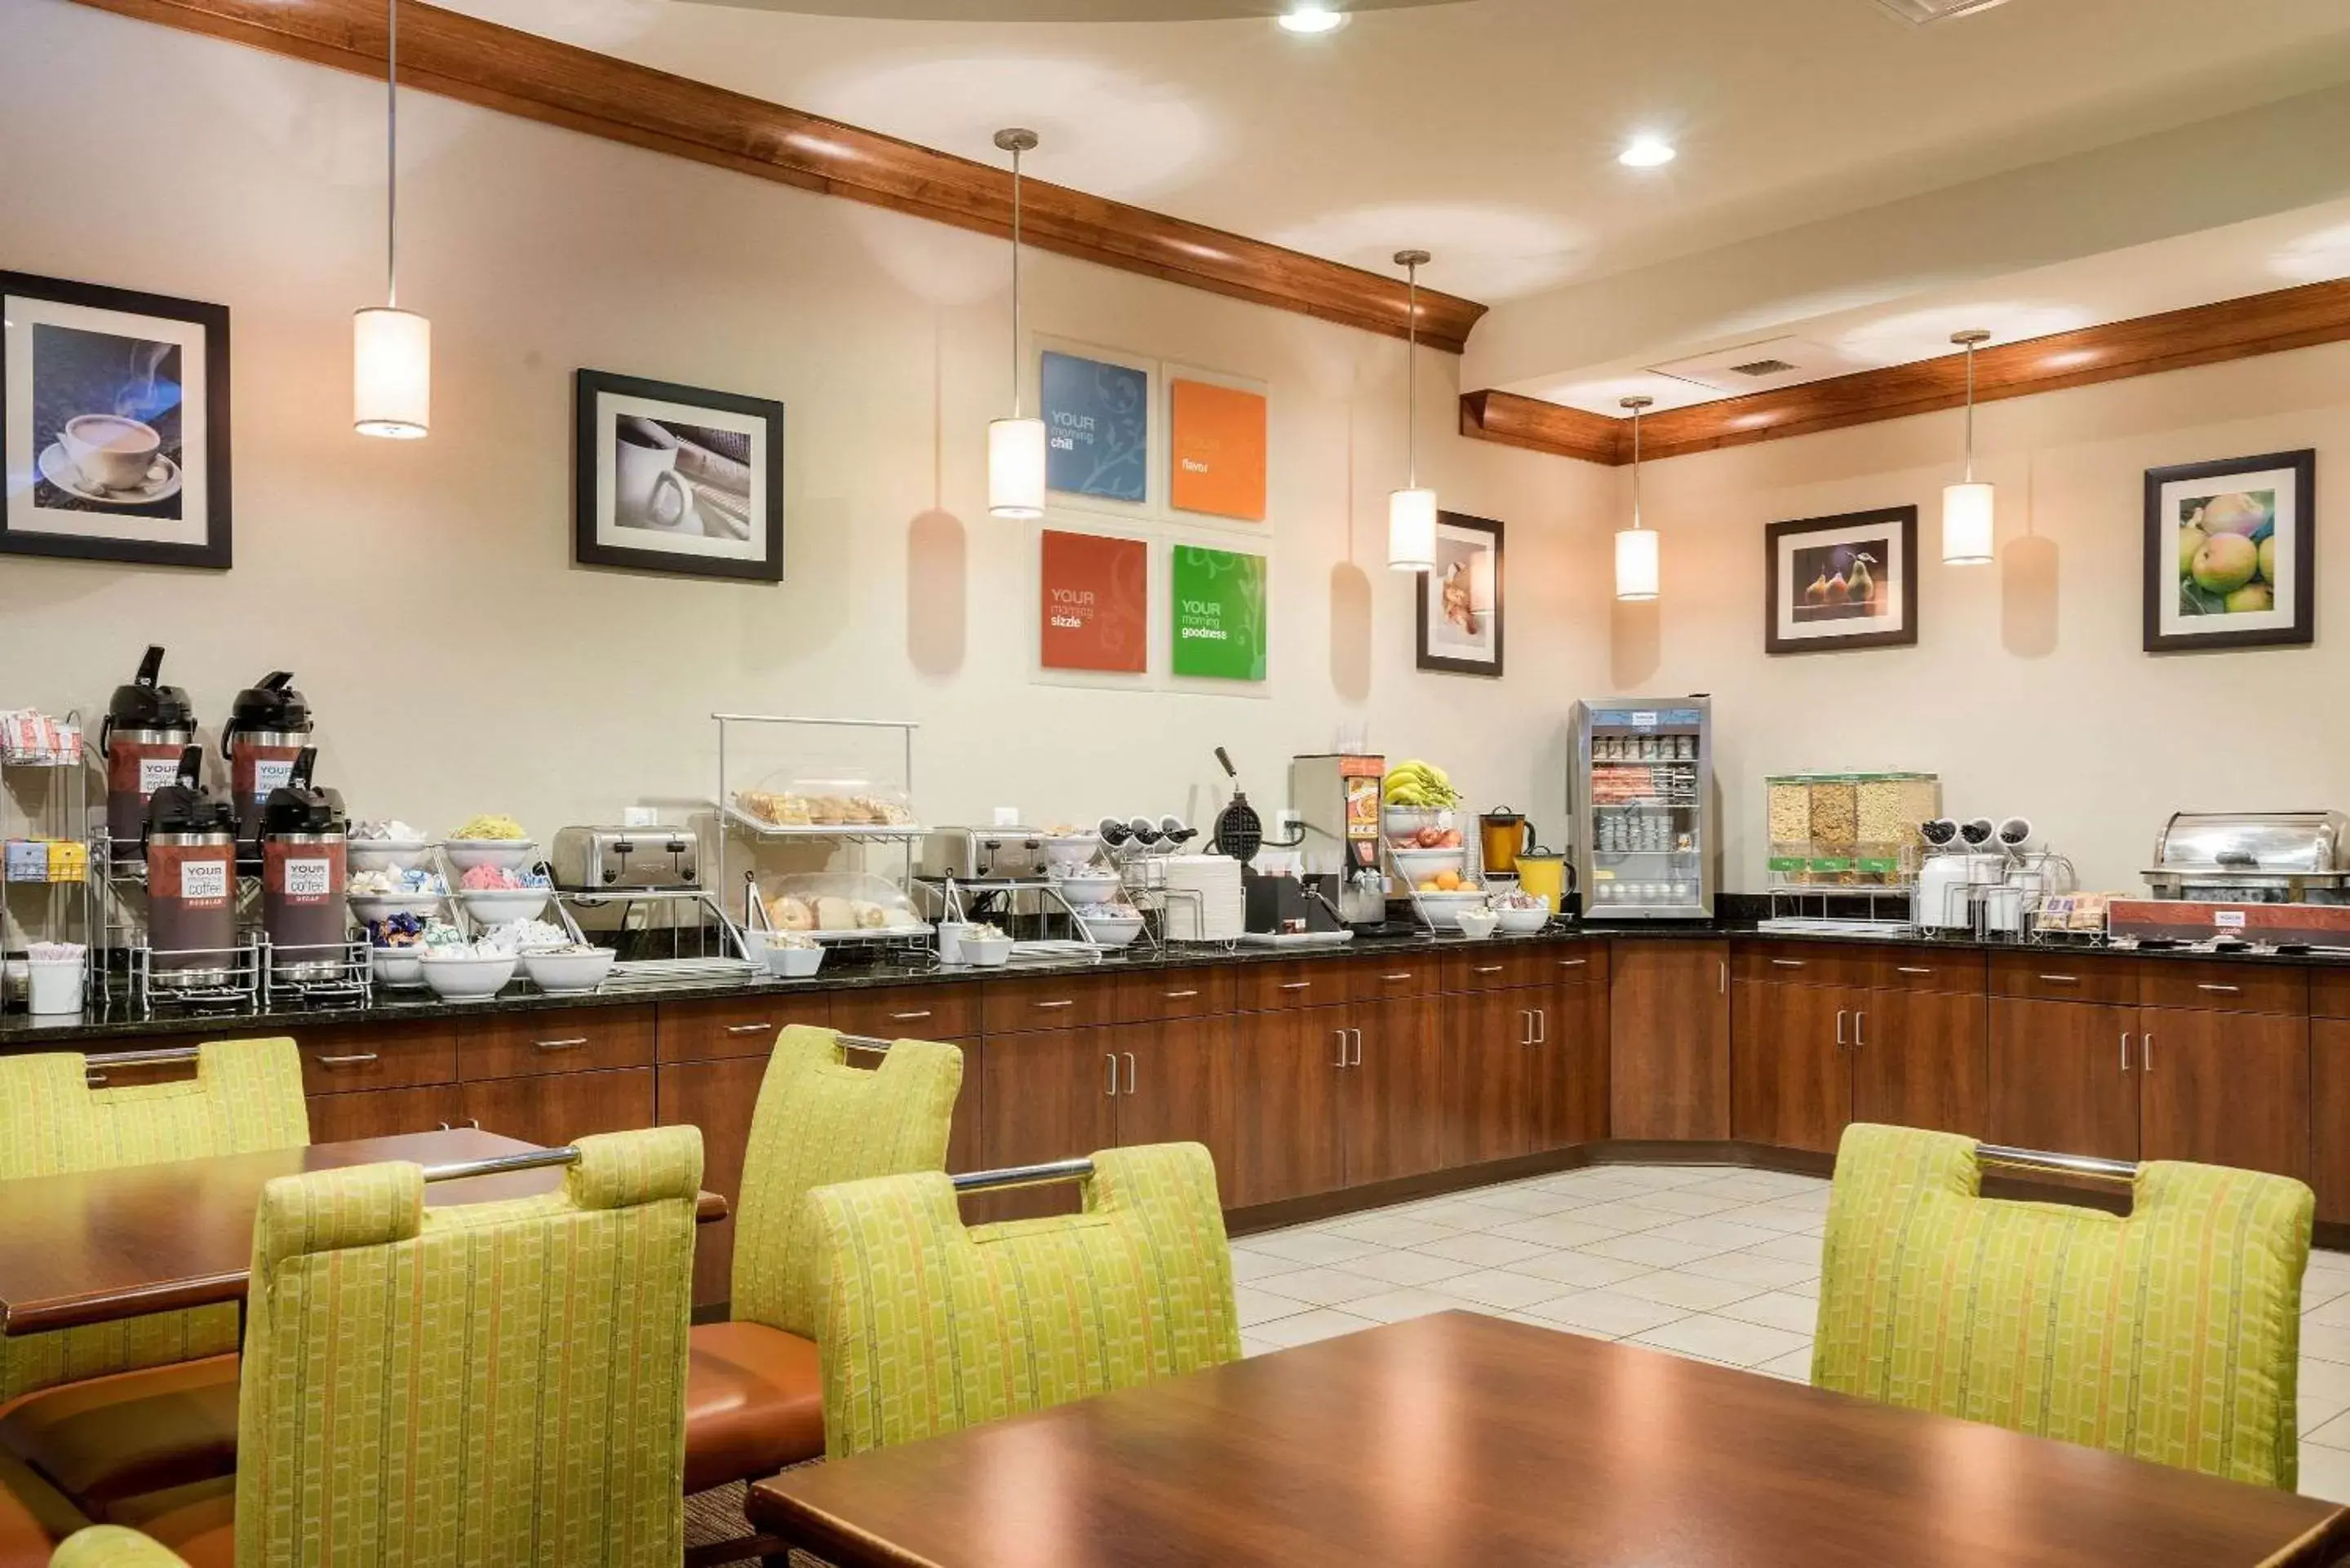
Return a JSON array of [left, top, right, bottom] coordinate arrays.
[[138, 755, 180, 794], [283, 857, 332, 899], [180, 859, 229, 901], [254, 760, 295, 796]]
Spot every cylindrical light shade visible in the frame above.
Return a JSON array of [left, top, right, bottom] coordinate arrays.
[[1387, 487, 1437, 572], [988, 416, 1047, 520], [1941, 481, 1996, 564], [1615, 527, 1660, 602], [352, 307, 430, 439]]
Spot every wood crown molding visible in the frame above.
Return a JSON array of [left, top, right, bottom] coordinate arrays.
[[1461, 276, 2350, 465], [69, 0, 1487, 353]]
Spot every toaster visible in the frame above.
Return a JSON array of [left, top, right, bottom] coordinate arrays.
[[550, 824, 700, 891], [916, 826, 1051, 883]]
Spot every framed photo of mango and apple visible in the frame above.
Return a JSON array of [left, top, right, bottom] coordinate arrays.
[[2144, 450, 2314, 653]]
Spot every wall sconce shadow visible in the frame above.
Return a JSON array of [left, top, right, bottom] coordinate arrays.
[[2000, 534, 2059, 659], [1611, 596, 1661, 689], [1329, 560, 1372, 702], [907, 508, 967, 676]]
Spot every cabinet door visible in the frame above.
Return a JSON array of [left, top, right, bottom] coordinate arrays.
[[978, 1025, 1120, 1221], [1731, 979, 1851, 1155], [1112, 1015, 1235, 1201], [1230, 1004, 1349, 1207], [1346, 993, 1443, 1186], [304, 1085, 459, 1145], [2314, 1021, 2350, 1224], [1442, 987, 1533, 1167], [1852, 986, 1987, 1137], [459, 1066, 658, 1148], [1985, 998, 2137, 1163], [1533, 971, 1610, 1152], [1610, 940, 1731, 1141], [658, 1056, 768, 1309], [2138, 1008, 2308, 1180]]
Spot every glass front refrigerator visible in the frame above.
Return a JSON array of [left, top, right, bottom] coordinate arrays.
[[1568, 697, 1718, 920]]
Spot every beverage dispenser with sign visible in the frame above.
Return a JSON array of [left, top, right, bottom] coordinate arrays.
[[1568, 697, 1718, 919], [100, 645, 197, 856], [222, 671, 315, 851], [1289, 752, 1389, 928]]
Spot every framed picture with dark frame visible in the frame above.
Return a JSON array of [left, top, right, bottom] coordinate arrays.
[[2144, 448, 2314, 653], [1, 272, 232, 569], [1417, 511, 1504, 676], [573, 368, 783, 582], [1764, 505, 1918, 655]]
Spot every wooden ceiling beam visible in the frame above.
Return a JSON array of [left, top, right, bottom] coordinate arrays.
[[67, 0, 1488, 353]]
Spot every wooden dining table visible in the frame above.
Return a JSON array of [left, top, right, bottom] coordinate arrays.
[[747, 1310, 2350, 1568], [0, 1128, 729, 1336]]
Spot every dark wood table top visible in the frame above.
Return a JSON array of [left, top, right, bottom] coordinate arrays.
[[748, 1311, 2350, 1568], [0, 1129, 729, 1335]]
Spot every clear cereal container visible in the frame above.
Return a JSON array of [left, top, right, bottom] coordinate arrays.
[[1765, 771, 1940, 886]]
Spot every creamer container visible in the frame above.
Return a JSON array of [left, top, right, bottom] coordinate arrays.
[[223, 671, 314, 850], [100, 645, 197, 855], [142, 746, 239, 987], [259, 747, 348, 981]]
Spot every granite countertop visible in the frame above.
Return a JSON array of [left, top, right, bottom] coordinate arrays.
[[7, 917, 2344, 1047]]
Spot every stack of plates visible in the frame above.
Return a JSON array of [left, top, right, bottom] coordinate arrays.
[[1159, 854, 1244, 942]]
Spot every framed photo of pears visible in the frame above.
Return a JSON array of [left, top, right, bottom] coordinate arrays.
[[1763, 505, 1918, 654], [0, 272, 232, 569], [2144, 449, 2314, 653]]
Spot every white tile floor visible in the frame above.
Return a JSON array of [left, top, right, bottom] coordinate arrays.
[[1231, 1162, 2350, 1504]]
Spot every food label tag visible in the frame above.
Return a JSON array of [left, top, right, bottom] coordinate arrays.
[[283, 858, 332, 898], [2213, 910, 2248, 928], [180, 860, 229, 901], [139, 755, 180, 794], [254, 760, 295, 795], [1629, 711, 1659, 729]]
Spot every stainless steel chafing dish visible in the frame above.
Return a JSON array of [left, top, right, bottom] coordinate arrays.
[[2142, 810, 2350, 903]]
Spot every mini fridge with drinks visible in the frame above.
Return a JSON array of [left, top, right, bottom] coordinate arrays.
[[1568, 697, 1718, 920]]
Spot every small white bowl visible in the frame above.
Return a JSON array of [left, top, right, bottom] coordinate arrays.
[[758, 941, 825, 979], [1382, 806, 1447, 839], [1042, 833, 1102, 869], [519, 946, 615, 995], [961, 936, 1015, 968], [458, 887, 548, 925], [441, 839, 538, 873], [419, 951, 516, 1000], [1077, 913, 1145, 948], [348, 891, 446, 924], [370, 946, 429, 989], [1053, 870, 1122, 906], [1455, 907, 1501, 941], [1389, 846, 1468, 881], [1494, 906, 1551, 935], [348, 838, 433, 874], [1413, 889, 1492, 931]]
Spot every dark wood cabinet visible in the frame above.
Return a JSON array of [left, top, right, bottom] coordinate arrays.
[[1852, 985, 1987, 1137], [304, 1083, 454, 1144], [1533, 970, 1609, 1152], [458, 1065, 658, 1149], [1345, 993, 1441, 1185], [2136, 1008, 2308, 1180], [1985, 997, 2138, 1163], [1231, 1003, 1348, 1207], [977, 1025, 1120, 1220], [1111, 1014, 1235, 1192], [2314, 1021, 2350, 1223], [1731, 979, 1851, 1155], [1443, 987, 1533, 1167], [657, 1055, 768, 1306], [1611, 941, 1731, 1141]]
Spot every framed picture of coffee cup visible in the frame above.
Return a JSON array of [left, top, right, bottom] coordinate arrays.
[[1, 272, 231, 569], [1764, 505, 1918, 654], [574, 369, 783, 582], [2144, 449, 2314, 653], [1416, 511, 1504, 676]]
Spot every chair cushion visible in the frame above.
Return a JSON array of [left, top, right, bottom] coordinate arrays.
[[0, 1356, 238, 1514], [684, 1321, 823, 1494], [104, 1477, 232, 1568], [0, 1453, 93, 1568]]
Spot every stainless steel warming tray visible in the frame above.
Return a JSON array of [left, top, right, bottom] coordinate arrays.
[[2142, 810, 2350, 903]]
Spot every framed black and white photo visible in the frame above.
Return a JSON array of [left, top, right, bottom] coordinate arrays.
[[1, 272, 230, 569], [574, 369, 783, 582], [2144, 449, 2314, 653], [1417, 511, 1503, 676], [1764, 505, 1918, 654]]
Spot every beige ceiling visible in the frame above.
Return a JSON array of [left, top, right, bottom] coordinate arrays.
[[441, 0, 2350, 401]]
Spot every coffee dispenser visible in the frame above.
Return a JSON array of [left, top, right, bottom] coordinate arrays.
[[141, 746, 240, 988], [223, 671, 315, 850], [100, 645, 197, 854], [259, 747, 348, 981]]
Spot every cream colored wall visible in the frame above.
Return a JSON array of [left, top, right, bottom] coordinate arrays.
[[0, 0, 1608, 858]]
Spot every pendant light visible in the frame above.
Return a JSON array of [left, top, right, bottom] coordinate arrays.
[[1386, 248, 1436, 572], [352, 0, 428, 438], [1940, 329, 1994, 564], [987, 127, 1047, 520], [1614, 396, 1659, 601]]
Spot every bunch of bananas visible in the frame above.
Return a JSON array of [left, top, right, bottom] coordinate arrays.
[[1382, 760, 1461, 808]]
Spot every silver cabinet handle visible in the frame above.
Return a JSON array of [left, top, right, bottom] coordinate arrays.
[[725, 1022, 774, 1035], [1558, 957, 1587, 968], [1381, 972, 1415, 982], [2039, 974, 2079, 986], [314, 1052, 379, 1065], [1474, 964, 1505, 975], [437, 1121, 451, 1131], [463, 1118, 481, 1130], [1835, 1010, 1847, 1048], [1164, 989, 1199, 999], [1351, 1028, 1364, 1067], [1034, 999, 1076, 1011], [1896, 966, 1931, 976], [1519, 1009, 1532, 1046], [534, 1037, 588, 1052], [889, 1009, 933, 1021], [1771, 958, 1805, 969], [1106, 1054, 1119, 1096], [1333, 1029, 1348, 1068], [2143, 1031, 2153, 1072], [1124, 1052, 1137, 1094], [1853, 1010, 1864, 1049], [2121, 1032, 2132, 1072], [1718, 959, 1727, 995], [1533, 1008, 1547, 1045], [1282, 981, 1314, 992], [2197, 983, 2241, 994]]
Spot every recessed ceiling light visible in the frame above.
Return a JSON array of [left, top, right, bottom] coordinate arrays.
[[1619, 135, 1676, 169], [1278, 4, 1346, 33]]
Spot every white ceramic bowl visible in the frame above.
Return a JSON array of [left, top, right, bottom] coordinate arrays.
[[419, 951, 516, 1000], [1413, 889, 1492, 931], [758, 941, 825, 979], [1042, 833, 1102, 869], [1494, 906, 1551, 935], [1382, 806, 1449, 840], [1455, 907, 1501, 941], [441, 839, 538, 873], [348, 891, 445, 924], [520, 946, 615, 995], [370, 945, 429, 989], [348, 838, 432, 874], [1077, 913, 1145, 948], [1389, 846, 1468, 882], [458, 887, 548, 925], [961, 936, 1015, 968], [1054, 870, 1122, 906]]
